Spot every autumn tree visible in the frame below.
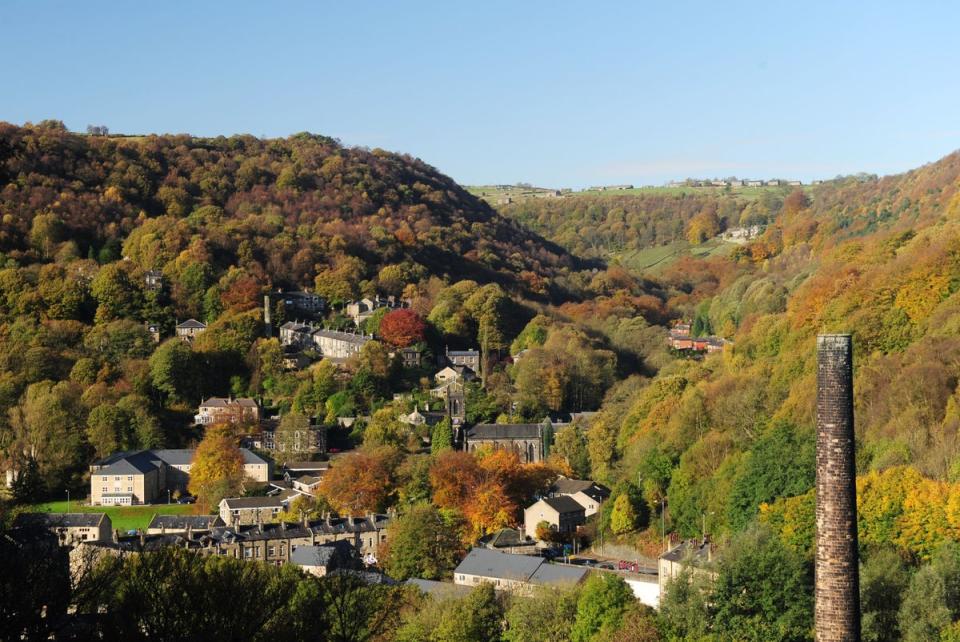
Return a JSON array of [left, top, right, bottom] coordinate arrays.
[[318, 448, 396, 514], [188, 424, 247, 510], [377, 309, 426, 348]]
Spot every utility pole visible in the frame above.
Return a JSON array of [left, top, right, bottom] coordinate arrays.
[[66, 489, 70, 513]]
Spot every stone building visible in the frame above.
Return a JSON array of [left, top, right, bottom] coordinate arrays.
[[464, 423, 545, 463], [194, 397, 261, 425], [12, 513, 113, 546], [815, 334, 860, 641], [175, 318, 206, 342]]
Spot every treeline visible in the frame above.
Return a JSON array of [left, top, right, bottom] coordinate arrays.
[[0, 120, 584, 302], [498, 191, 786, 258]]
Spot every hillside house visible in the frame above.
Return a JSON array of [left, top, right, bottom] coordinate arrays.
[[12, 513, 113, 547], [194, 397, 261, 425], [175, 318, 206, 342], [523, 496, 586, 540], [144, 270, 164, 291], [658, 539, 715, 599], [278, 291, 326, 315], [443, 347, 481, 373], [146, 322, 161, 343], [311, 328, 371, 359], [219, 493, 297, 526], [549, 477, 611, 517]]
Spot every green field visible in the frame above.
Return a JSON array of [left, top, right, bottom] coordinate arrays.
[[27, 499, 198, 531], [616, 238, 735, 274], [467, 183, 810, 206]]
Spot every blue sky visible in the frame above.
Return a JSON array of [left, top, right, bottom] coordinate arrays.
[[2, 1, 959, 188]]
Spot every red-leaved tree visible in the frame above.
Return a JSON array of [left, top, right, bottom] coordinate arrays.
[[377, 309, 426, 348]]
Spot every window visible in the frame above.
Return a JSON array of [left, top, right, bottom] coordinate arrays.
[[254, 548, 261, 558], [127, 487, 133, 492], [114, 476, 120, 481], [127, 476, 133, 481], [268, 546, 276, 556], [243, 548, 252, 559], [102, 487, 107, 493]]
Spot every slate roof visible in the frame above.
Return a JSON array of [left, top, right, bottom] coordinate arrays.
[[13, 513, 108, 528], [455, 548, 543, 582], [150, 448, 266, 467], [311, 329, 371, 345], [482, 528, 534, 549], [466, 424, 541, 440], [447, 349, 479, 357], [94, 451, 158, 476], [147, 515, 225, 531], [220, 495, 290, 510], [200, 514, 391, 544], [290, 540, 354, 567], [661, 539, 713, 564], [528, 563, 590, 586], [551, 477, 611, 502], [198, 397, 259, 409], [176, 319, 206, 329], [539, 495, 587, 514]]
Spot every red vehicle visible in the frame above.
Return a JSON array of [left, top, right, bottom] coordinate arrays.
[[618, 560, 640, 572]]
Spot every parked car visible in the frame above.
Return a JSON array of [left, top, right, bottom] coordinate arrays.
[[177, 496, 196, 504]]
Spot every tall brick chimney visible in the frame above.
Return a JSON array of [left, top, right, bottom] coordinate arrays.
[[815, 334, 860, 641]]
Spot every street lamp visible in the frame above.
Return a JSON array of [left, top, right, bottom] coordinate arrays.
[[168, 489, 172, 505], [66, 489, 70, 513]]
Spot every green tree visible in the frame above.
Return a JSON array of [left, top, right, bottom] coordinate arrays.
[[710, 525, 813, 642], [553, 424, 591, 479], [727, 422, 815, 530], [861, 547, 911, 642], [431, 417, 453, 454], [91, 263, 143, 323], [504, 586, 579, 642], [148, 339, 200, 404], [900, 543, 960, 642], [609, 493, 639, 535], [382, 504, 463, 580], [86, 404, 134, 458], [570, 573, 635, 642]]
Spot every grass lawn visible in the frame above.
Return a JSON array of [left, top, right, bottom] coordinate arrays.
[[27, 499, 199, 532], [616, 238, 736, 274]]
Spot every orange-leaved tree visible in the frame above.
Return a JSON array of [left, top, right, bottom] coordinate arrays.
[[188, 423, 246, 512], [318, 448, 396, 514]]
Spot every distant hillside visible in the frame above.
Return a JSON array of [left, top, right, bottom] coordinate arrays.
[[0, 121, 584, 301], [584, 150, 960, 547]]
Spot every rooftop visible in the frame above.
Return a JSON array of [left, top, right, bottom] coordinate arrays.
[[176, 318, 206, 329], [551, 477, 611, 501], [199, 397, 259, 408], [455, 547, 543, 582], [311, 328, 372, 345], [147, 515, 225, 530], [467, 424, 542, 440], [660, 539, 713, 564], [13, 513, 108, 528], [537, 495, 586, 515]]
